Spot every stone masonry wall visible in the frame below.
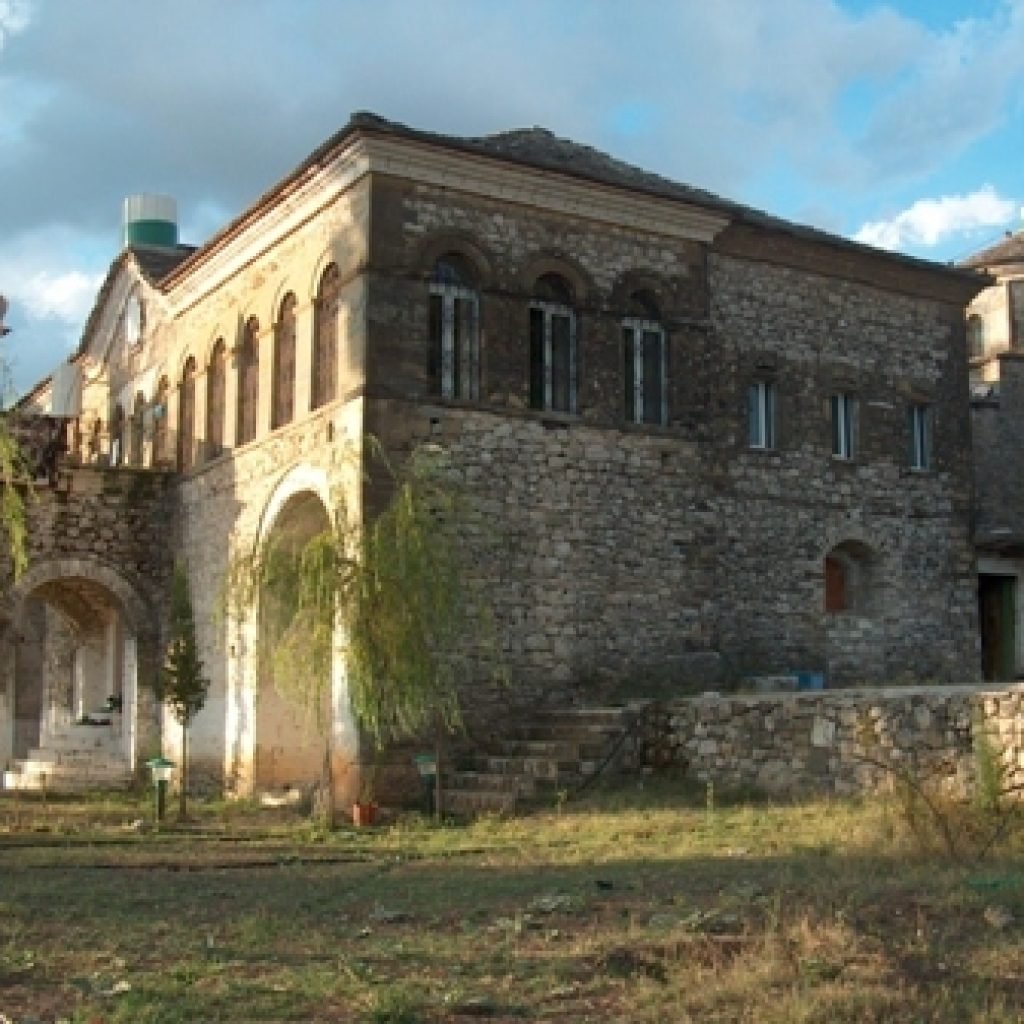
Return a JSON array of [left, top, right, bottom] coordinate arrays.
[[630, 685, 1024, 797], [972, 352, 1024, 541], [365, 179, 979, 718]]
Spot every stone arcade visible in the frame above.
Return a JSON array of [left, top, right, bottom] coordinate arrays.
[[1, 113, 988, 802]]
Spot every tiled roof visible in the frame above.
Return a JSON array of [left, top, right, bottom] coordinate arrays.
[[962, 231, 1024, 269], [132, 243, 196, 283]]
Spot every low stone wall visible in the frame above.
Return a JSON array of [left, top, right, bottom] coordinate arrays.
[[631, 685, 1024, 796]]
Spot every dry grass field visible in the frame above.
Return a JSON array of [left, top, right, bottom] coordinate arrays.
[[1, 781, 1023, 1022]]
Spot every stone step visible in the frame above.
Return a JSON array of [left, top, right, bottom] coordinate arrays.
[[531, 707, 641, 729], [25, 748, 124, 768], [500, 721, 625, 743], [443, 770, 537, 795], [461, 753, 573, 780], [440, 787, 518, 817], [3, 756, 134, 792], [36, 725, 121, 752], [492, 738, 606, 760], [433, 705, 634, 819]]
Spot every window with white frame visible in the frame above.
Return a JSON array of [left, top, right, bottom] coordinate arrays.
[[908, 402, 931, 470], [747, 379, 776, 449], [428, 256, 479, 401], [623, 320, 666, 425], [529, 273, 576, 414], [830, 392, 857, 459]]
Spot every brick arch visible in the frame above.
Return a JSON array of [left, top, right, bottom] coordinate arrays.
[[520, 253, 594, 307], [267, 277, 304, 328], [609, 269, 669, 315], [255, 463, 334, 550], [9, 556, 156, 641], [307, 250, 342, 304], [415, 232, 495, 289]]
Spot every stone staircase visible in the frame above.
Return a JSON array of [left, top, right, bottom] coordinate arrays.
[[2, 720, 134, 792], [439, 704, 645, 817]]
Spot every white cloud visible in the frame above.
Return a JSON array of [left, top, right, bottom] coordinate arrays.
[[8, 267, 101, 323], [0, 226, 107, 393], [0, 0, 31, 47], [857, 2, 1024, 181], [853, 186, 1017, 250]]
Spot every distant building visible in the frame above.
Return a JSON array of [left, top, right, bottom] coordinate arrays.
[[964, 229, 1024, 680]]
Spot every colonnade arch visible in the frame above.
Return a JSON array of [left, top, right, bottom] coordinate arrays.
[[1, 557, 159, 773]]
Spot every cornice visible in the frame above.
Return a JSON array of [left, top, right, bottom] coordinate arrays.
[[360, 136, 729, 242], [167, 140, 372, 318], [165, 133, 730, 318]]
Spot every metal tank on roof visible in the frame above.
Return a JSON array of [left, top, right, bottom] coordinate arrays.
[[122, 194, 178, 249]]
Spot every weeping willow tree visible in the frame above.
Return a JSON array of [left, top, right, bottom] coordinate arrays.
[[0, 420, 29, 579], [226, 442, 499, 817], [0, 345, 31, 579]]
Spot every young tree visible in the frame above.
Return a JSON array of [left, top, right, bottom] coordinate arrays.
[[159, 561, 210, 819]]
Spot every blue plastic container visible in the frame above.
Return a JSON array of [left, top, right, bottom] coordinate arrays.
[[796, 671, 825, 691]]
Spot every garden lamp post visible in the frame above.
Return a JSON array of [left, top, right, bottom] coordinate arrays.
[[146, 756, 175, 827]]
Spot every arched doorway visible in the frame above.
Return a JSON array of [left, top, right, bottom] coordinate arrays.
[[253, 489, 333, 793], [2, 559, 156, 789]]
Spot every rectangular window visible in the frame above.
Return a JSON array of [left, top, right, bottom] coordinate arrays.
[[1011, 281, 1024, 352], [623, 321, 666, 425], [529, 303, 577, 413], [428, 286, 479, 400], [909, 403, 931, 470], [747, 380, 776, 449], [830, 392, 857, 459]]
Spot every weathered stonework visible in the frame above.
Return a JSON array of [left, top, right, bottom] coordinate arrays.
[[4, 113, 989, 801], [628, 685, 1024, 798]]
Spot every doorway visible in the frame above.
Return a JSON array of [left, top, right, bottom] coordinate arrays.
[[979, 574, 1017, 681]]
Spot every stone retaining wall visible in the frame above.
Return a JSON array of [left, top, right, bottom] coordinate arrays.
[[631, 685, 1024, 796]]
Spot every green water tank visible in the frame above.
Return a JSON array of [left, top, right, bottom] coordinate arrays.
[[122, 194, 178, 248]]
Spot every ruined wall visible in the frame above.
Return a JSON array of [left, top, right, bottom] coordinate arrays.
[[365, 179, 979, 717], [631, 684, 1024, 797]]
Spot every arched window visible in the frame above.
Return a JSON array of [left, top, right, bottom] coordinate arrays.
[[824, 540, 875, 614], [622, 290, 666, 426], [153, 376, 170, 466], [272, 293, 297, 429], [967, 314, 985, 360], [110, 404, 125, 466], [429, 254, 479, 400], [130, 391, 145, 467], [237, 317, 259, 446], [207, 338, 226, 458], [312, 264, 339, 410], [178, 356, 197, 471], [529, 273, 576, 413]]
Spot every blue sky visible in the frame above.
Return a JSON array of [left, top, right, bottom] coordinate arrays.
[[1, 0, 1023, 396]]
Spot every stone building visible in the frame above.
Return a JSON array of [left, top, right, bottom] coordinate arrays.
[[965, 229, 1024, 680], [1, 113, 987, 801]]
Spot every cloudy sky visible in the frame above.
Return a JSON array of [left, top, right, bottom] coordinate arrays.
[[1, 0, 1023, 396]]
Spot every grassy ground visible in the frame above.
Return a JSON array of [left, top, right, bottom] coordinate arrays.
[[1, 782, 1023, 1023]]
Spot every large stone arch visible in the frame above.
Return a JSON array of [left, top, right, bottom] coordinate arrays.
[[1, 556, 160, 780], [11, 556, 156, 639], [231, 463, 360, 807]]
